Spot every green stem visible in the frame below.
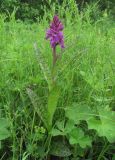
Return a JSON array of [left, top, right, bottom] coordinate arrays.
[[52, 47, 57, 67]]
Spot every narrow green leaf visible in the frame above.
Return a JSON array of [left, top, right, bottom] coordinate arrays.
[[47, 86, 60, 130]]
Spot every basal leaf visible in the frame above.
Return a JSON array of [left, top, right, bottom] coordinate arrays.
[[50, 140, 71, 157], [47, 86, 60, 130]]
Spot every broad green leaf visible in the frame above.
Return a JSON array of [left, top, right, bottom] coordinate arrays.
[[65, 103, 94, 124], [79, 136, 92, 148], [87, 108, 115, 143], [68, 127, 92, 148], [50, 140, 71, 157], [47, 86, 60, 130]]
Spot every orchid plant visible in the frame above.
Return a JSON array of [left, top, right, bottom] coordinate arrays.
[[28, 16, 66, 156], [45, 15, 65, 130], [32, 15, 65, 131]]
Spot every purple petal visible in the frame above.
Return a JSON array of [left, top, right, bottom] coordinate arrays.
[[46, 15, 65, 49]]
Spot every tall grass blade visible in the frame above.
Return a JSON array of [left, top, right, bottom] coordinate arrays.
[[34, 43, 52, 90]]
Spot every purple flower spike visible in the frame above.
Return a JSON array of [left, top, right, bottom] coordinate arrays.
[[46, 15, 65, 49]]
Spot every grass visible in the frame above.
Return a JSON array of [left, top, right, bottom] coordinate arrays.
[[0, 1, 115, 159]]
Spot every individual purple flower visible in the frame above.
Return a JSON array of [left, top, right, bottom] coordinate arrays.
[[46, 15, 65, 49]]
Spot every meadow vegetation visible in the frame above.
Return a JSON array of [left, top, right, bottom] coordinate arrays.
[[0, 1, 115, 159]]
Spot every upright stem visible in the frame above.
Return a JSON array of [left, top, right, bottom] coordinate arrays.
[[52, 47, 57, 67]]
